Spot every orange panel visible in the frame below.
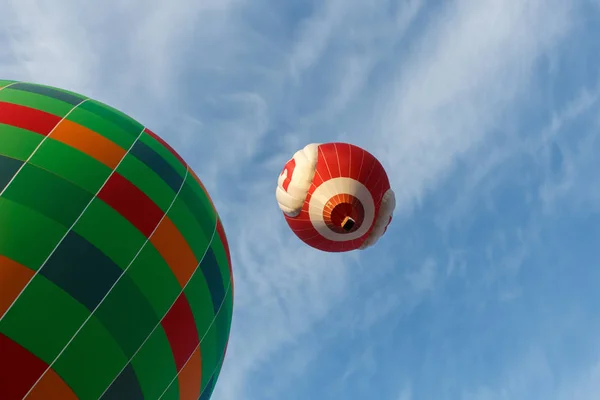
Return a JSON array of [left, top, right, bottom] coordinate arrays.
[[51, 119, 125, 169], [25, 368, 78, 400], [0, 256, 34, 319], [177, 346, 202, 400], [150, 217, 198, 287]]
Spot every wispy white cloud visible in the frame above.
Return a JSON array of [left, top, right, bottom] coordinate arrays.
[[1, 0, 99, 91], [373, 0, 574, 213], [536, 85, 600, 213], [3, 0, 600, 399]]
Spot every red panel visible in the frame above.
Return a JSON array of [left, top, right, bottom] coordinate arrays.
[[369, 173, 390, 205], [280, 158, 296, 192], [0, 101, 61, 136], [316, 144, 336, 181], [97, 172, 164, 237], [335, 143, 352, 180], [161, 294, 200, 372], [348, 144, 365, 181], [0, 333, 48, 400], [285, 214, 315, 234], [144, 128, 187, 167], [285, 215, 361, 252], [312, 147, 328, 187], [323, 143, 344, 178], [304, 234, 350, 253], [357, 149, 377, 185]]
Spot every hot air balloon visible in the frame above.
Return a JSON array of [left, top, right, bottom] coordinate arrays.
[[276, 142, 395, 252], [0, 80, 233, 400]]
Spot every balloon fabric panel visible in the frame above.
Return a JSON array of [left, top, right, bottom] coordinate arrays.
[[276, 142, 395, 252], [0, 81, 233, 400]]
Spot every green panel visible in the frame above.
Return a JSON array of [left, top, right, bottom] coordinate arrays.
[[73, 198, 147, 269], [184, 269, 216, 341], [167, 196, 211, 261], [223, 290, 234, 326], [0, 79, 16, 88], [203, 350, 226, 398], [211, 233, 233, 289], [80, 100, 143, 139], [179, 181, 217, 239], [94, 273, 159, 358], [184, 269, 218, 390], [66, 107, 137, 150], [140, 132, 187, 179], [0, 198, 67, 270], [115, 153, 176, 212], [53, 315, 128, 400], [209, 354, 226, 396], [28, 138, 112, 194], [131, 327, 178, 400], [199, 319, 219, 390], [0, 124, 44, 161], [0, 88, 74, 117], [1, 163, 92, 227], [215, 290, 233, 357], [126, 244, 181, 317], [160, 379, 180, 400], [0, 274, 90, 364], [186, 175, 216, 214]]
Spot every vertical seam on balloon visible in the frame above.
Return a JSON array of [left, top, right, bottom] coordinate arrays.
[[0, 98, 90, 324], [319, 146, 334, 182], [97, 182, 218, 399], [20, 126, 151, 399], [347, 143, 352, 178], [158, 277, 232, 400], [332, 143, 343, 205], [333, 143, 342, 177], [357, 149, 365, 184], [361, 157, 377, 187], [368, 173, 385, 201]]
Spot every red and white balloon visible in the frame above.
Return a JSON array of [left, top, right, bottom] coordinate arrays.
[[276, 142, 395, 252]]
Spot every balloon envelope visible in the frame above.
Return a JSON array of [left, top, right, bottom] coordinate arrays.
[[276, 142, 395, 252], [0, 80, 233, 400]]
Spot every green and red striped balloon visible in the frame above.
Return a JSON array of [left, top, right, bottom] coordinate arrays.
[[0, 80, 234, 400]]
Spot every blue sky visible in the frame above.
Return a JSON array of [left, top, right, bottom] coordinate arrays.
[[3, 0, 600, 399]]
